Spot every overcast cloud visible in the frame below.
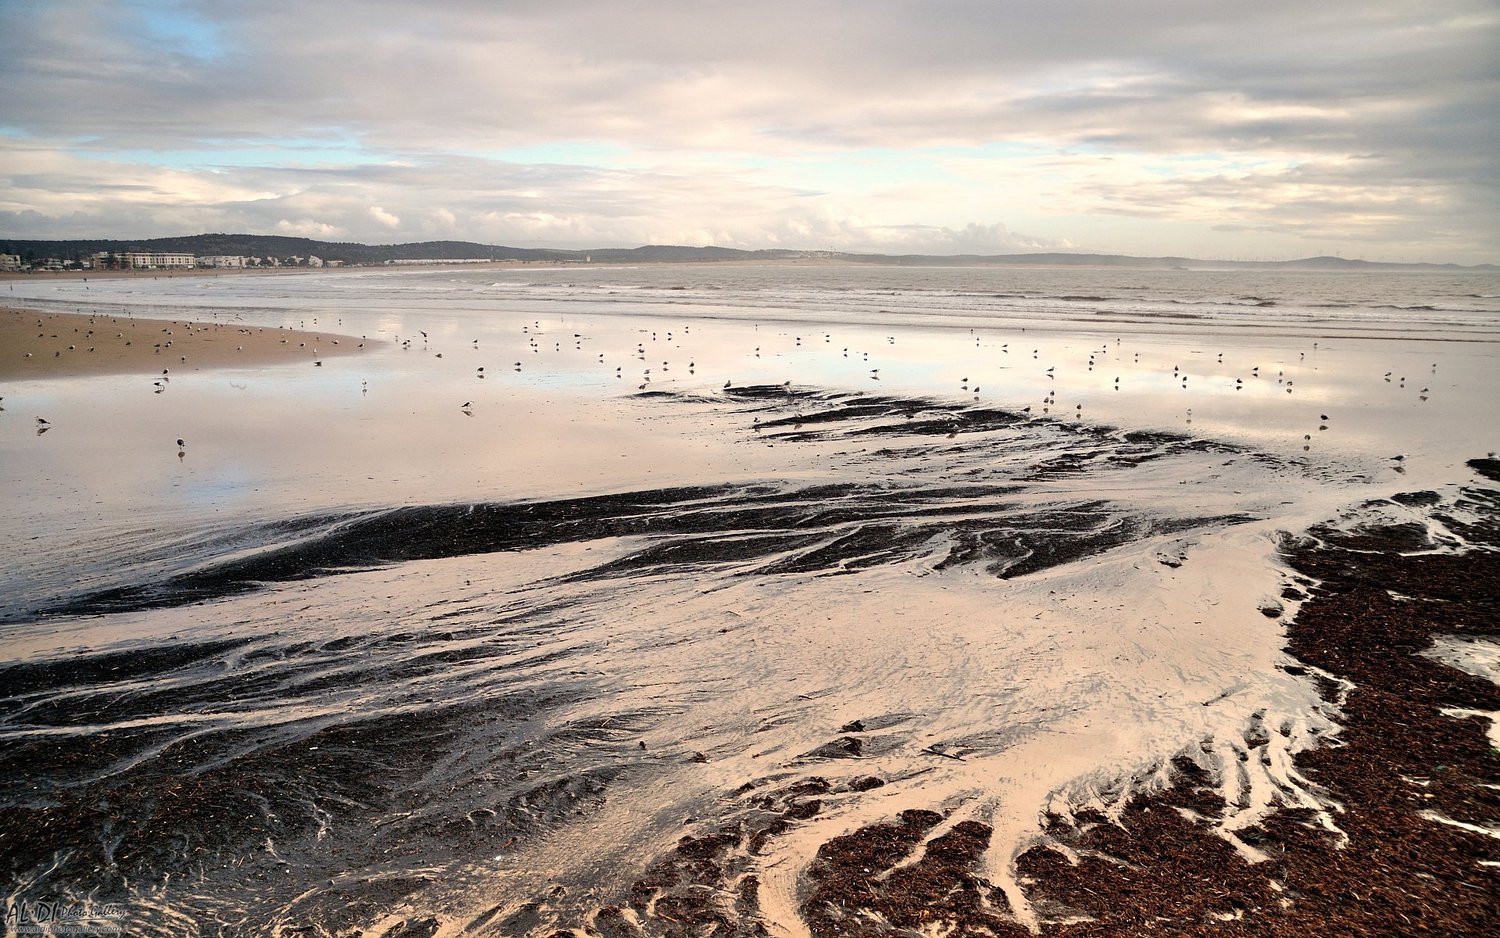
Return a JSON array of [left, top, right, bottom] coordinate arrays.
[[0, 0, 1495, 261]]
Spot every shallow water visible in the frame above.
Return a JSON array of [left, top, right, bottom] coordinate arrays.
[[2, 265, 1498, 935]]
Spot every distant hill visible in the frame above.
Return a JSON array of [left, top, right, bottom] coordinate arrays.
[[0, 233, 1493, 271], [0, 234, 572, 265]]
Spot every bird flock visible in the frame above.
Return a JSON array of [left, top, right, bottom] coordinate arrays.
[[9, 310, 1443, 472], [370, 314, 1439, 472]]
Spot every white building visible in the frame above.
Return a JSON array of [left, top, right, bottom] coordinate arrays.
[[119, 252, 196, 269], [0, 254, 20, 271], [197, 255, 248, 268]]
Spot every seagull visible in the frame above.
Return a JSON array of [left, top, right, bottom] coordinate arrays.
[[36, 417, 50, 426]]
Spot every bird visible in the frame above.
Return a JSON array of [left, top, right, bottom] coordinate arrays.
[[36, 417, 50, 426]]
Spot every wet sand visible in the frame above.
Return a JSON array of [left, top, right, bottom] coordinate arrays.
[[0, 307, 374, 379]]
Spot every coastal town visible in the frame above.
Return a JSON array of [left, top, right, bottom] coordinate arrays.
[[0, 250, 340, 272]]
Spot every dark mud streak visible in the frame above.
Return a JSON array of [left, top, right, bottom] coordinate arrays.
[[0, 679, 648, 933], [31, 485, 748, 618], [33, 388, 1254, 620]]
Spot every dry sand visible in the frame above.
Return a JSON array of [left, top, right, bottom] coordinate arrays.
[[0, 306, 374, 379]]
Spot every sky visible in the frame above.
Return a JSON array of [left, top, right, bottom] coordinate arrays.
[[1, 0, 1496, 263]]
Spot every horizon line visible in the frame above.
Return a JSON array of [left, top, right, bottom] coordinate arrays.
[[2, 233, 1495, 268]]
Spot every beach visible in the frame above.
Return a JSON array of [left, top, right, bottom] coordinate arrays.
[[0, 264, 1496, 936], [0, 307, 373, 380]]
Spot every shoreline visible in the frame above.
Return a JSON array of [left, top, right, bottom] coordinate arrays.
[[0, 306, 376, 380]]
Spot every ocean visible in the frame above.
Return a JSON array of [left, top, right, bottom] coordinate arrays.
[[2, 263, 1498, 935]]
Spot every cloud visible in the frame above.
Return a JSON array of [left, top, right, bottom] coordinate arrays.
[[275, 219, 342, 238], [0, 1, 1494, 261], [369, 206, 401, 228]]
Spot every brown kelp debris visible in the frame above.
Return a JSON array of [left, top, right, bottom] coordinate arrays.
[[801, 810, 1029, 938], [620, 778, 835, 937], [773, 476, 1498, 937], [1004, 480, 1499, 936]]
